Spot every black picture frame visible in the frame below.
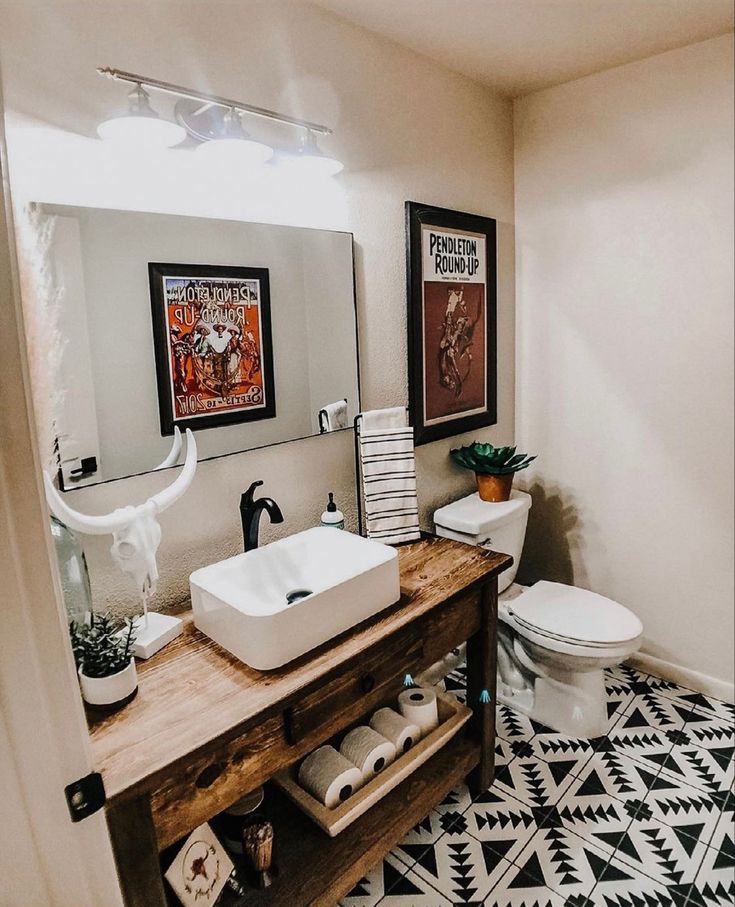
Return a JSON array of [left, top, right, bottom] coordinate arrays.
[[406, 201, 497, 446], [149, 262, 276, 435]]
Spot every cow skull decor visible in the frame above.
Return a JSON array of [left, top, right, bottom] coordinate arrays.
[[44, 428, 198, 658]]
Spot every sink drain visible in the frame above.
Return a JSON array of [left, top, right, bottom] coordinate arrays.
[[285, 588, 312, 605]]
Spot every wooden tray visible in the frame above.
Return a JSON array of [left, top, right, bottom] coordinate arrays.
[[274, 686, 471, 837]]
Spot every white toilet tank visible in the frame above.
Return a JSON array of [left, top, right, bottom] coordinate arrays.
[[433, 490, 532, 592]]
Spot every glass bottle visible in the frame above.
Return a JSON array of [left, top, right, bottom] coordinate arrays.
[[50, 516, 93, 626]]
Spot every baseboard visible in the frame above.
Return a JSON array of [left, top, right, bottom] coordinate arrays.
[[629, 651, 734, 704]]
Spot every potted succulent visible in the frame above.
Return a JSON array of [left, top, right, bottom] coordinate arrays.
[[69, 613, 138, 710], [450, 442, 537, 502]]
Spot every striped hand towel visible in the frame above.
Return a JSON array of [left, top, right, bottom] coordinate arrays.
[[359, 408, 420, 546]]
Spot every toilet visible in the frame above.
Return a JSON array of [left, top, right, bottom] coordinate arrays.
[[434, 490, 643, 737]]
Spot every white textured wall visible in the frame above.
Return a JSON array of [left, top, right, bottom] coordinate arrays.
[[514, 35, 734, 689], [0, 0, 514, 613]]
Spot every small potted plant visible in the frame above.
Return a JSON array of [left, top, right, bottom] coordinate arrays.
[[69, 613, 138, 710], [450, 442, 537, 502]]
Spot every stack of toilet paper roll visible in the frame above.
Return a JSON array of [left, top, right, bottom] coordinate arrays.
[[297, 686, 440, 809]]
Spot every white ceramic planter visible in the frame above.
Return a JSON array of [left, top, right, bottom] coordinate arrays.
[[79, 658, 137, 708]]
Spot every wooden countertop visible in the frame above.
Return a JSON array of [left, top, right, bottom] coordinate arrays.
[[88, 535, 511, 802]]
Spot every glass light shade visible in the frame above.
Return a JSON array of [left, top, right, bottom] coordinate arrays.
[[281, 130, 343, 176], [97, 115, 186, 149], [195, 136, 274, 166], [282, 152, 344, 176]]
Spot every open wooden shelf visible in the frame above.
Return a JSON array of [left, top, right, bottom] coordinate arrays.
[[219, 733, 479, 907]]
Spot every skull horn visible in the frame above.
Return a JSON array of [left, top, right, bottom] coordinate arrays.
[[150, 428, 198, 513], [153, 426, 182, 470], [43, 472, 135, 535]]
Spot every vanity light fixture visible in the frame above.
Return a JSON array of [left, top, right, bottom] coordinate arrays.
[[97, 68, 343, 174], [281, 128, 344, 176], [97, 83, 187, 149], [195, 107, 274, 166]]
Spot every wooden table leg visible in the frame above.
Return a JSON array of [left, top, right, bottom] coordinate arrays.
[[465, 578, 498, 795], [107, 795, 168, 907]]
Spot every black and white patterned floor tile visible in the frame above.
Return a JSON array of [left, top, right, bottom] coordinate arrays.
[[463, 784, 547, 865], [339, 663, 734, 907], [551, 750, 657, 846], [496, 703, 537, 744], [638, 773, 726, 844], [340, 852, 453, 906], [606, 691, 685, 771], [522, 724, 594, 775], [473, 858, 568, 906], [655, 742, 735, 797], [493, 754, 578, 811], [687, 824, 735, 907], [407, 831, 520, 904], [707, 809, 735, 857], [392, 786, 475, 870]]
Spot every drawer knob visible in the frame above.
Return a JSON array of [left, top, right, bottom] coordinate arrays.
[[360, 673, 376, 694]]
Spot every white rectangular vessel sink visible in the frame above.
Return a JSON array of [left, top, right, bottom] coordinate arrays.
[[189, 527, 401, 670]]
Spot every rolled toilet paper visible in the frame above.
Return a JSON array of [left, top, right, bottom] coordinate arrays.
[[398, 687, 439, 735], [298, 745, 363, 809], [340, 726, 397, 780], [370, 707, 422, 754]]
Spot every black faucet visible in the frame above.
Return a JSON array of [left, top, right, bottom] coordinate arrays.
[[240, 481, 284, 551]]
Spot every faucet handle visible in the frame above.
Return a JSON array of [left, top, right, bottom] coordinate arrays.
[[241, 480, 264, 509]]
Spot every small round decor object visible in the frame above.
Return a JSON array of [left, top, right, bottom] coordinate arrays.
[[217, 788, 265, 853], [225, 788, 265, 817]]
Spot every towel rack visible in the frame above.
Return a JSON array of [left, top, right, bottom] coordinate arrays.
[[318, 398, 348, 435], [352, 407, 410, 537]]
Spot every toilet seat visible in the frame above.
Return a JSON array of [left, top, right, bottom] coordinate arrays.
[[502, 581, 643, 657]]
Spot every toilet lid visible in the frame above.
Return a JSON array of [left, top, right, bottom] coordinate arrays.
[[434, 490, 531, 535], [507, 581, 643, 645]]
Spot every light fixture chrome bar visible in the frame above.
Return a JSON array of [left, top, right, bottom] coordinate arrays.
[[97, 67, 332, 135]]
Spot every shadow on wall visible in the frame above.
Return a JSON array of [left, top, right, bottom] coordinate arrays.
[[516, 479, 585, 587]]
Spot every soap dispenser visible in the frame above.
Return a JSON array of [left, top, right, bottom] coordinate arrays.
[[320, 492, 344, 529]]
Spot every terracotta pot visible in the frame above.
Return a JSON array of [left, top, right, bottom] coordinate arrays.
[[476, 472, 514, 503]]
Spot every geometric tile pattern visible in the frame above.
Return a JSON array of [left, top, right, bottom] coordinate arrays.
[[339, 662, 735, 906]]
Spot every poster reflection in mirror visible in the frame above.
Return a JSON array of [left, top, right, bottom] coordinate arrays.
[[149, 263, 275, 435]]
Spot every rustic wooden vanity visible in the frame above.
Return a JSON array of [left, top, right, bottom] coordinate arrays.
[[88, 536, 511, 906]]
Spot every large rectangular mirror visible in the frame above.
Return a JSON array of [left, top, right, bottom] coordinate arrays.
[[33, 205, 359, 487]]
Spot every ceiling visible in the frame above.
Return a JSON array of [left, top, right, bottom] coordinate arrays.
[[312, 0, 734, 97]]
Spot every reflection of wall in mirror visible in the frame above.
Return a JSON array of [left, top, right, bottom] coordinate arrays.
[[302, 229, 358, 435], [42, 206, 359, 484], [47, 215, 101, 487]]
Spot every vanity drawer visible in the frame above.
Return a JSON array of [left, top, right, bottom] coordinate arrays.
[[150, 712, 289, 850], [285, 634, 425, 745]]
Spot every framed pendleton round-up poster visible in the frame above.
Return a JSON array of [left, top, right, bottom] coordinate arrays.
[[406, 202, 497, 446], [149, 263, 276, 435]]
